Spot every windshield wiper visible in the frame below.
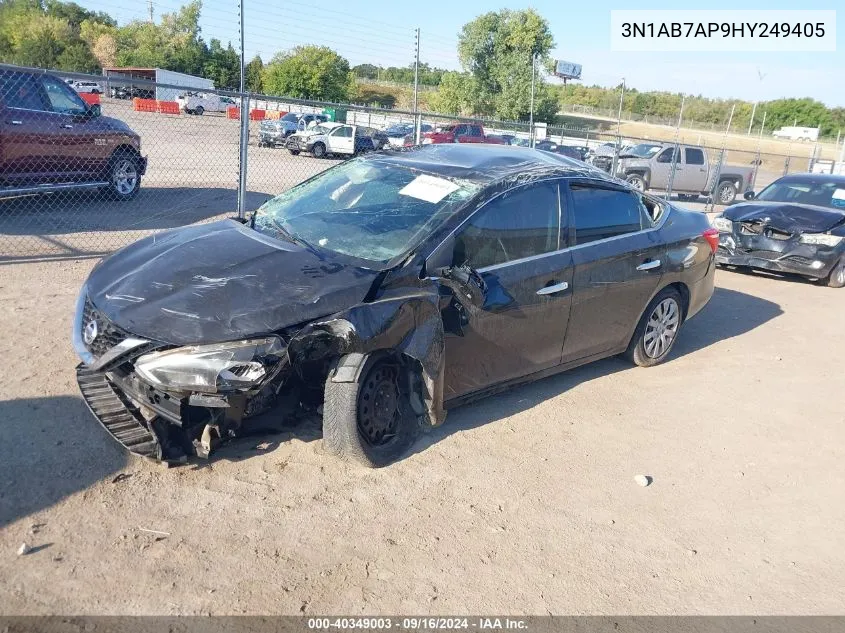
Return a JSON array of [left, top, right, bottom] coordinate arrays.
[[259, 215, 319, 252]]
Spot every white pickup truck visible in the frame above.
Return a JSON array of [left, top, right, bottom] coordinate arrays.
[[285, 123, 387, 158], [615, 142, 755, 205], [176, 92, 235, 115]]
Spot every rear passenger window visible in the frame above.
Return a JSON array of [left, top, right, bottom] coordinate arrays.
[[685, 148, 705, 165], [454, 183, 560, 269], [570, 186, 643, 245]]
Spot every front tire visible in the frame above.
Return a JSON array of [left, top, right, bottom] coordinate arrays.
[[625, 287, 684, 367], [323, 355, 419, 468], [312, 142, 326, 158], [825, 257, 845, 288], [195, 106, 204, 116], [626, 174, 646, 191], [105, 153, 141, 201], [288, 149, 300, 156], [716, 180, 737, 205]]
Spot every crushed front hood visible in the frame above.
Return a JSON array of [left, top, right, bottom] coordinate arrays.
[[723, 202, 845, 233], [86, 220, 379, 345]]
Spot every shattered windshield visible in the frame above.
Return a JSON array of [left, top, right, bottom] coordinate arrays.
[[622, 143, 662, 158], [252, 159, 481, 264], [756, 179, 845, 210]]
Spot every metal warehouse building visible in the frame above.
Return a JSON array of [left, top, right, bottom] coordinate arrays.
[[101, 67, 214, 101]]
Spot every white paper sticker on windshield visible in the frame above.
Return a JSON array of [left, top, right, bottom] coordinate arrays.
[[399, 175, 460, 204], [832, 188, 845, 200]]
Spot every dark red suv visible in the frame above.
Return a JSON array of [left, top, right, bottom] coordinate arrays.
[[1, 69, 147, 201]]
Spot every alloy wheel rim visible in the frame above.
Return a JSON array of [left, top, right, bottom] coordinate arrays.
[[644, 298, 680, 359], [632, 178, 644, 191], [720, 185, 733, 203], [114, 159, 137, 195]]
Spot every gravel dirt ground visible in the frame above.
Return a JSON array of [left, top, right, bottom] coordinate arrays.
[[1, 256, 844, 615]]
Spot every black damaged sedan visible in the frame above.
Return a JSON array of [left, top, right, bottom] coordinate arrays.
[[73, 144, 716, 467], [713, 173, 845, 287]]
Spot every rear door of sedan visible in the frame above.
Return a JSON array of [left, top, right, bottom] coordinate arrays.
[[560, 180, 667, 362]]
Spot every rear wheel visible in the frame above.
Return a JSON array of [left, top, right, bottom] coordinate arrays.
[[195, 106, 204, 116], [288, 149, 300, 156], [323, 355, 419, 468], [716, 180, 737, 205], [625, 287, 684, 367], [825, 257, 845, 288], [105, 153, 141, 201], [312, 142, 326, 158]]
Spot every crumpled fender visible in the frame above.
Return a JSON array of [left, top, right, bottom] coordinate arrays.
[[287, 280, 446, 427]]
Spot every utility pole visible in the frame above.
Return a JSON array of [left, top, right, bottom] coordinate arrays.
[[413, 28, 421, 144], [665, 94, 686, 200], [147, 0, 154, 22], [610, 78, 625, 175], [528, 53, 537, 148], [236, 0, 248, 219], [747, 101, 757, 135]]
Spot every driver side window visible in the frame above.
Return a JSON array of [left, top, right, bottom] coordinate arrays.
[[41, 76, 86, 115], [453, 183, 560, 269], [656, 148, 677, 163]]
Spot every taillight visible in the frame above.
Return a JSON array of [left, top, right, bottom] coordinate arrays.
[[702, 228, 719, 253]]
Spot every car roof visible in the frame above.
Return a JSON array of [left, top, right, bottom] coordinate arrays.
[[772, 173, 845, 186], [368, 144, 617, 185]]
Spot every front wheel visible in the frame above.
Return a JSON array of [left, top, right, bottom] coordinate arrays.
[[288, 149, 300, 156], [195, 106, 204, 116], [312, 142, 326, 158], [716, 180, 737, 205], [105, 153, 141, 201], [626, 174, 646, 191], [323, 355, 420, 468], [624, 287, 684, 367], [825, 257, 845, 288]]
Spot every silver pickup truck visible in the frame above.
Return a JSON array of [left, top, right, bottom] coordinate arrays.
[[615, 142, 754, 205]]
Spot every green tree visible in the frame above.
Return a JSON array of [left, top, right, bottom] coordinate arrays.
[[352, 63, 379, 80], [244, 54, 264, 92], [429, 71, 489, 116], [457, 9, 555, 120], [263, 45, 350, 101]]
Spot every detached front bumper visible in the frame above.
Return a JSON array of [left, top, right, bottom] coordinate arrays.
[[715, 232, 841, 278]]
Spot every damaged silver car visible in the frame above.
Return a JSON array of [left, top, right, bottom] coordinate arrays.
[[73, 144, 716, 467]]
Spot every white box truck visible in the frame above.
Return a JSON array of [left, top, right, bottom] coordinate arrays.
[[772, 126, 820, 142]]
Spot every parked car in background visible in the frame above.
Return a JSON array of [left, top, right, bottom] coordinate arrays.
[[713, 173, 845, 287], [422, 122, 504, 145], [616, 142, 754, 205], [258, 113, 330, 147], [176, 92, 234, 115], [0, 69, 147, 201], [71, 81, 103, 94], [72, 144, 716, 467], [286, 123, 386, 158], [535, 140, 583, 161], [382, 122, 433, 147], [110, 85, 154, 100]]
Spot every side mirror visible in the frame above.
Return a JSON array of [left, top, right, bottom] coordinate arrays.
[[85, 103, 101, 118], [438, 264, 486, 308], [743, 190, 755, 201]]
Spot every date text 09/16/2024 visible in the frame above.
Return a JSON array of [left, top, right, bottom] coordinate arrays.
[[307, 618, 528, 630]]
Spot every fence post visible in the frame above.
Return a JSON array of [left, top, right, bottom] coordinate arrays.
[[237, 92, 250, 219], [665, 94, 686, 200]]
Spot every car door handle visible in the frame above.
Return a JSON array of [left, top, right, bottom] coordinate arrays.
[[9, 120, 23, 125], [61, 124, 73, 129], [536, 281, 569, 295], [636, 259, 662, 271]]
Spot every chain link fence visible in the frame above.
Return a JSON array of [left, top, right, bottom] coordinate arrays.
[[1, 63, 840, 262]]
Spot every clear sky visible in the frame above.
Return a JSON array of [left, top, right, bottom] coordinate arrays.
[[84, 0, 843, 106]]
